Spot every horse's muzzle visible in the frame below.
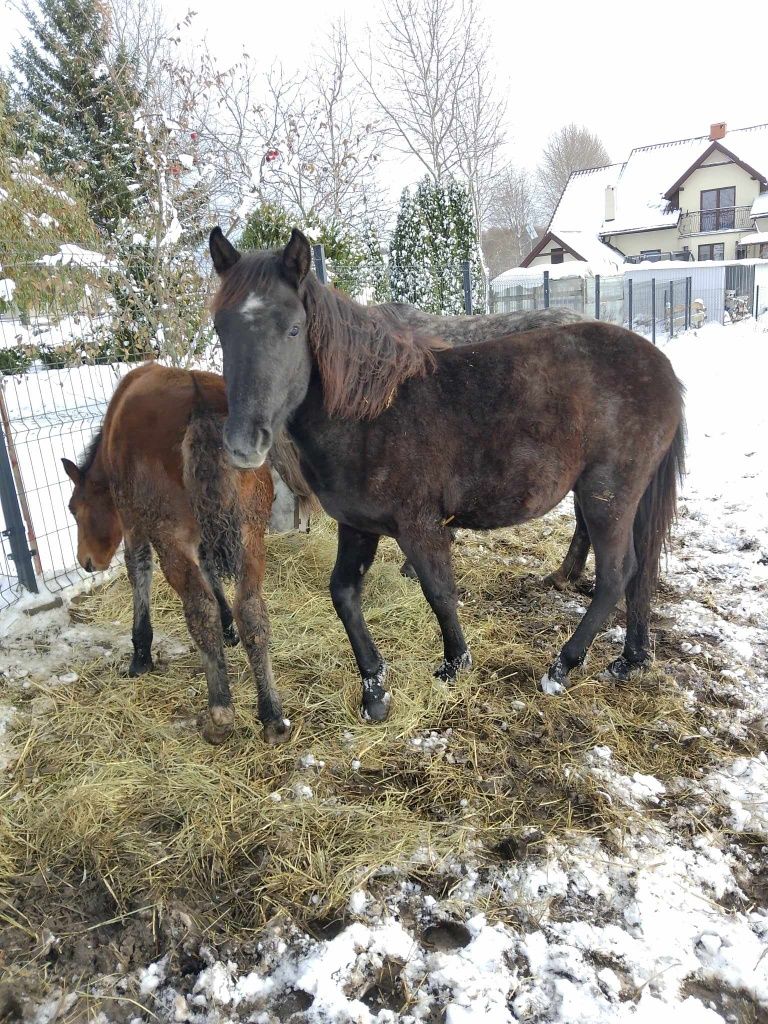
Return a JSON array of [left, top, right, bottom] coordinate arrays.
[[223, 427, 271, 470]]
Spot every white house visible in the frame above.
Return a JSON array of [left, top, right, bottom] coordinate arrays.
[[522, 122, 768, 268]]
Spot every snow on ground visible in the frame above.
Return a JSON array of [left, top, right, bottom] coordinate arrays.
[[1, 318, 767, 1021]]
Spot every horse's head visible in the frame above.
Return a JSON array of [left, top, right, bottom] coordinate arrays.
[[209, 227, 313, 469], [61, 458, 122, 572]]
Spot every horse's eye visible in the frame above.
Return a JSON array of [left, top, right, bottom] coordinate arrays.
[[289, 325, 300, 337]]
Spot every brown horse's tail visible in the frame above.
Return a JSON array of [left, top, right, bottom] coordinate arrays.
[[182, 383, 244, 578], [628, 409, 686, 632]]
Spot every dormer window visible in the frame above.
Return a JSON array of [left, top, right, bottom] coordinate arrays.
[[700, 187, 736, 230]]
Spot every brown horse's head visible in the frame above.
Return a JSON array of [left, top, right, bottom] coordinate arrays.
[[61, 456, 122, 572]]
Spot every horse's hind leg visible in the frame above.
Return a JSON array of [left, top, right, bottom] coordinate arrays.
[[541, 490, 636, 694], [544, 495, 591, 591], [125, 536, 154, 677], [155, 542, 234, 744], [200, 553, 239, 647], [234, 527, 291, 745], [398, 529, 471, 681], [329, 524, 387, 721]]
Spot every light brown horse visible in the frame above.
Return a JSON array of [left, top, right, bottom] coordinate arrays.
[[62, 362, 291, 746]]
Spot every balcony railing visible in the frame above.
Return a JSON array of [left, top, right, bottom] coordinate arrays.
[[678, 206, 752, 235], [625, 251, 694, 265]]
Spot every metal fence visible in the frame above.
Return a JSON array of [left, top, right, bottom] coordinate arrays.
[[491, 261, 764, 341]]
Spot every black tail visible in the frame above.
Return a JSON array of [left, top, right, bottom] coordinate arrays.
[[182, 390, 244, 579], [628, 413, 686, 624]]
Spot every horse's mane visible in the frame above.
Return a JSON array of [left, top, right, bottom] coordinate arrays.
[[78, 429, 103, 475], [211, 251, 448, 420]]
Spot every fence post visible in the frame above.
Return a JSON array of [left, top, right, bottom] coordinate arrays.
[[627, 278, 633, 331], [461, 260, 473, 315], [594, 274, 600, 320], [669, 279, 674, 339], [0, 414, 38, 594], [312, 244, 328, 285], [651, 278, 656, 345], [756, 284, 761, 320], [543, 270, 550, 309], [688, 274, 696, 329]]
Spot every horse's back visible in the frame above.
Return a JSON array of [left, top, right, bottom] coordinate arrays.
[[103, 363, 227, 477]]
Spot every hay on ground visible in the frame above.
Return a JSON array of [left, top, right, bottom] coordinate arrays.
[[0, 512, 733, 937]]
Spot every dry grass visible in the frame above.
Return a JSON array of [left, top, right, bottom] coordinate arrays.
[[1, 513, 723, 937]]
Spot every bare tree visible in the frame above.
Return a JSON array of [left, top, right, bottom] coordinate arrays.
[[482, 164, 540, 275], [360, 0, 506, 235], [537, 123, 610, 221], [198, 22, 387, 235]]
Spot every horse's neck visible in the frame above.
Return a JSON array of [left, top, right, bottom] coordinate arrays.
[[88, 441, 111, 489]]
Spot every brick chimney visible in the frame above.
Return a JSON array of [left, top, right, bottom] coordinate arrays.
[[709, 122, 727, 141]]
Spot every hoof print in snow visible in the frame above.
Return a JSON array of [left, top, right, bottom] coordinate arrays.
[[421, 920, 472, 951], [273, 989, 314, 1020], [361, 957, 408, 1014], [306, 914, 348, 941]]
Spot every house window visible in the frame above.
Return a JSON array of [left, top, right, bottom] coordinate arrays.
[[698, 243, 725, 260], [761, 243, 768, 259], [700, 187, 736, 230], [640, 249, 662, 262], [735, 244, 748, 260], [550, 248, 564, 264]]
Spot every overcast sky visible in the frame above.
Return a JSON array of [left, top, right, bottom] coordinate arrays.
[[2, 0, 767, 194]]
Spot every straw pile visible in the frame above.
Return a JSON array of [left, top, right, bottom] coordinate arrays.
[[1, 512, 727, 937]]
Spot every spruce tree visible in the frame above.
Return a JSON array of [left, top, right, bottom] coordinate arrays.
[[12, 0, 139, 229], [389, 177, 483, 314]]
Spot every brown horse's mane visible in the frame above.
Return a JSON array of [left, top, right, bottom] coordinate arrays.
[[211, 251, 448, 420], [78, 429, 103, 475]]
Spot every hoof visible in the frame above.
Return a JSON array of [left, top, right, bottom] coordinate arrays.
[[539, 654, 569, 696], [434, 650, 472, 681], [199, 705, 235, 745], [606, 655, 650, 682], [223, 624, 240, 647], [542, 571, 569, 592], [400, 559, 419, 580], [361, 665, 390, 722], [263, 717, 292, 746], [128, 656, 154, 677]]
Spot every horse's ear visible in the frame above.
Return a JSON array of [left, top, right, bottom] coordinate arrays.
[[61, 458, 82, 486], [282, 228, 311, 287], [209, 226, 241, 275]]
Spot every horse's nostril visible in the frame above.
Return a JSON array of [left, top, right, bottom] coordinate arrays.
[[85, 558, 94, 573]]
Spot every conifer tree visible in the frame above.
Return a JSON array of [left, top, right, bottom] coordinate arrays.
[[389, 177, 483, 313], [12, 0, 139, 228]]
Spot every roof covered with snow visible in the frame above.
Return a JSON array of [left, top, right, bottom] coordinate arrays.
[[549, 163, 624, 234], [542, 123, 768, 244], [603, 123, 768, 234], [751, 192, 768, 218]]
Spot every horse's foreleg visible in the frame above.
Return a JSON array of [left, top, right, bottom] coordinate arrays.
[[544, 495, 591, 591], [541, 499, 636, 694], [234, 529, 291, 746], [398, 530, 471, 681], [401, 528, 457, 580], [329, 523, 386, 721], [125, 536, 154, 676], [156, 542, 234, 744]]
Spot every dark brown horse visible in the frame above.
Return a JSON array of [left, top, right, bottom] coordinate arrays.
[[62, 362, 291, 745], [209, 228, 685, 720], [384, 304, 590, 582]]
